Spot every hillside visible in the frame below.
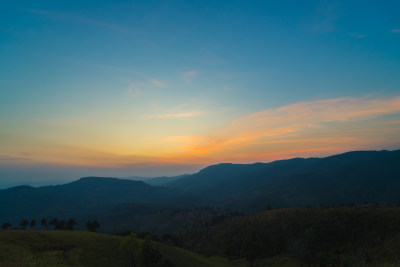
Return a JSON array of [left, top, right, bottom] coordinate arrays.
[[167, 149, 400, 212], [124, 174, 191, 186], [0, 177, 206, 232], [183, 204, 400, 266], [1, 149, 400, 233], [97, 206, 242, 235], [0, 230, 245, 267], [3, 206, 400, 266]]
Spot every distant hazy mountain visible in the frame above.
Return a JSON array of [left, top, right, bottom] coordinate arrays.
[[0, 180, 68, 189], [123, 174, 190, 186], [0, 177, 204, 231]]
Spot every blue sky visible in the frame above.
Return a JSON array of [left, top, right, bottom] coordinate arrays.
[[1, 0, 400, 185]]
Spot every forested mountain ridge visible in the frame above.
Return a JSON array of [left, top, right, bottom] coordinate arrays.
[[167, 149, 400, 212], [1, 149, 399, 232], [0, 177, 205, 231]]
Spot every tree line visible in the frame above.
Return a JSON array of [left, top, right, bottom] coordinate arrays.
[[1, 218, 100, 232], [120, 233, 174, 267]]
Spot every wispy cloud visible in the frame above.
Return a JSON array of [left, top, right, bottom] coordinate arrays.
[[236, 96, 400, 125], [348, 32, 367, 39], [0, 155, 31, 161], [125, 83, 142, 99], [26, 9, 157, 46], [165, 96, 400, 156], [124, 78, 167, 99], [144, 104, 203, 119], [391, 29, 400, 34], [311, 2, 340, 33], [26, 9, 126, 33], [150, 79, 166, 87], [181, 70, 199, 82], [145, 111, 203, 119]]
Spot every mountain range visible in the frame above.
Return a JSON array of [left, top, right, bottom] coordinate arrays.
[[1, 149, 399, 233]]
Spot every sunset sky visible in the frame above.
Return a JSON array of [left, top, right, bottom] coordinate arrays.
[[1, 1, 400, 185]]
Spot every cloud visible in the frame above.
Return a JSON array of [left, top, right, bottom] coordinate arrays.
[[181, 70, 199, 81], [150, 79, 166, 87], [0, 155, 30, 161], [391, 29, 400, 34], [89, 62, 142, 75], [165, 96, 400, 156], [26, 9, 126, 33], [144, 104, 204, 119], [348, 32, 367, 39], [311, 2, 340, 33], [145, 111, 203, 119], [125, 83, 142, 99], [236, 96, 400, 125]]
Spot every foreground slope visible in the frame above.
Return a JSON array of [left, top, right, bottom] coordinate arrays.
[[0, 230, 244, 267], [183, 204, 400, 266], [0, 230, 124, 266]]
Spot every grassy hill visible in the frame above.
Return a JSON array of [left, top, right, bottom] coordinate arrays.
[[183, 204, 400, 266], [0, 230, 245, 267]]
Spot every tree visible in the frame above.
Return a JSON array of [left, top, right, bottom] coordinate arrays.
[[241, 238, 263, 267], [49, 218, 59, 229], [20, 219, 29, 229], [266, 204, 272, 211], [30, 220, 36, 228], [1, 222, 11, 230], [119, 232, 142, 267], [161, 233, 181, 246], [142, 237, 162, 267], [85, 220, 100, 232], [66, 219, 77, 230], [55, 220, 65, 230], [41, 218, 48, 229], [297, 227, 318, 266]]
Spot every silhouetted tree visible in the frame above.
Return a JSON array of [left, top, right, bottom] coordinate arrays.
[[41, 218, 48, 229], [49, 218, 59, 229], [20, 219, 29, 229], [85, 220, 100, 232], [30, 219, 36, 228], [136, 232, 159, 241], [55, 220, 65, 230], [266, 204, 272, 211], [161, 233, 181, 246], [142, 237, 162, 267], [66, 219, 77, 230], [1, 222, 11, 230]]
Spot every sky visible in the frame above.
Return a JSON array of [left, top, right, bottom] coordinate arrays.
[[1, 0, 400, 185]]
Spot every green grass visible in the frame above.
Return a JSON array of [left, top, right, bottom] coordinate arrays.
[[7, 229, 395, 267], [0, 230, 248, 267], [0, 230, 125, 266], [154, 242, 246, 267]]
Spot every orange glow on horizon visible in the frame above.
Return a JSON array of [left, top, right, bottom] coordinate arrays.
[[1, 96, 400, 171]]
